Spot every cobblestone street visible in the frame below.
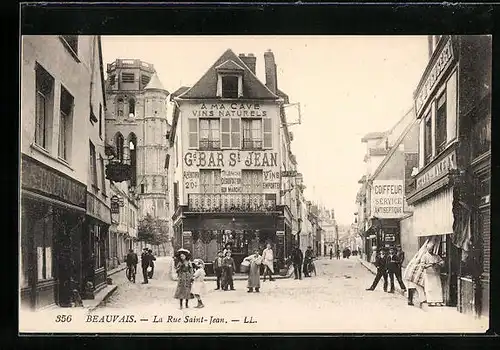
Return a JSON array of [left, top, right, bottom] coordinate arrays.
[[96, 257, 487, 333]]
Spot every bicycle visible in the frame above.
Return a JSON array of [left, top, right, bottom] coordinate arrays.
[[126, 265, 136, 283]]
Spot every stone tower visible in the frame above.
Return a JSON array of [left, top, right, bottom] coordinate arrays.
[[104, 59, 171, 223]]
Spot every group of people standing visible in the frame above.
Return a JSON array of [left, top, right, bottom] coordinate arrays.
[[125, 248, 156, 284], [290, 245, 315, 279], [366, 238, 445, 307]]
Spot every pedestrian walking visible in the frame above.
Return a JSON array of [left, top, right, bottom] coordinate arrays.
[[147, 248, 156, 279], [336, 249, 340, 260], [174, 248, 194, 309], [244, 249, 263, 293], [303, 246, 314, 277], [125, 248, 138, 283], [222, 250, 236, 291], [140, 248, 151, 284], [366, 248, 389, 292], [329, 247, 333, 260], [387, 247, 406, 293], [191, 259, 206, 308], [262, 243, 275, 281], [291, 244, 303, 280], [212, 251, 224, 290]]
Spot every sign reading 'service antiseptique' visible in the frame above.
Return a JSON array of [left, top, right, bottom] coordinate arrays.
[[370, 180, 405, 218]]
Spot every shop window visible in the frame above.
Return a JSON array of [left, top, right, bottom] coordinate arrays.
[[58, 86, 73, 161], [435, 92, 447, 154], [242, 119, 262, 150], [200, 169, 221, 193], [470, 110, 491, 160], [242, 169, 263, 193], [263, 118, 272, 148], [89, 141, 98, 189], [424, 111, 432, 165], [122, 72, 135, 83], [35, 214, 53, 281], [199, 119, 220, 150], [60, 35, 78, 56], [100, 154, 106, 195], [35, 63, 55, 150], [221, 76, 239, 98], [188, 118, 198, 148]]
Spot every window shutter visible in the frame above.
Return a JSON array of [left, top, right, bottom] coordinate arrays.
[[221, 118, 230, 148], [231, 118, 241, 148], [188, 118, 198, 148], [263, 118, 272, 148]]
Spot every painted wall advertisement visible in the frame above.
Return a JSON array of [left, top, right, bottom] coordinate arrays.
[[370, 180, 405, 219]]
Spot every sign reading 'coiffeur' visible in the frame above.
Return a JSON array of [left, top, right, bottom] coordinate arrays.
[[416, 150, 457, 190], [370, 180, 405, 218], [415, 37, 454, 116]]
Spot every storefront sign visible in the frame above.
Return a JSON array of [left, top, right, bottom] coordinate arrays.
[[184, 151, 278, 168], [21, 155, 86, 208], [370, 180, 404, 218], [384, 233, 396, 242], [281, 170, 297, 177], [191, 102, 267, 118], [416, 150, 457, 190], [86, 193, 111, 224], [276, 230, 285, 235], [415, 37, 454, 116]]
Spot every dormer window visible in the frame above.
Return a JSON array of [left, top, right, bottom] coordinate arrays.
[[215, 60, 244, 98]]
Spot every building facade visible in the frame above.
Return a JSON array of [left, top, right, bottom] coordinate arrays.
[[407, 35, 491, 319], [20, 35, 109, 308], [169, 49, 302, 274], [107, 181, 139, 270], [104, 59, 171, 227]]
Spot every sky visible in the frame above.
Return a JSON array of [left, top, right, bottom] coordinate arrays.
[[101, 35, 429, 226]]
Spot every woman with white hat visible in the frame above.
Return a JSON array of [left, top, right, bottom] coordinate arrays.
[[174, 248, 194, 309], [191, 259, 207, 308]]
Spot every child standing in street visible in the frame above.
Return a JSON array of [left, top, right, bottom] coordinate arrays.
[[222, 250, 236, 291], [191, 259, 206, 308]]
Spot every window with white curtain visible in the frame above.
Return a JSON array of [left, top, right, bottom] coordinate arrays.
[[199, 169, 221, 193], [242, 170, 263, 193]]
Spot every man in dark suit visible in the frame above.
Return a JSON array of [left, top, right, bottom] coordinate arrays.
[[388, 245, 407, 292], [291, 245, 304, 280], [141, 248, 151, 284], [213, 251, 224, 290], [147, 249, 156, 279], [366, 248, 389, 292]]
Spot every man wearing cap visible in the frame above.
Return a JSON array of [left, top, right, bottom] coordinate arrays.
[[141, 248, 152, 284]]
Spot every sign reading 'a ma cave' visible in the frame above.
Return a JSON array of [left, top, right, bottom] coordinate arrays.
[[370, 180, 405, 218]]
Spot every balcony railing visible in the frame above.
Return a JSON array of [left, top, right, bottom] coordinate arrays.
[[242, 139, 263, 150], [199, 139, 221, 150], [188, 193, 277, 213]]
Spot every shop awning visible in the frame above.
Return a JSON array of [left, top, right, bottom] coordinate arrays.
[[413, 186, 454, 237]]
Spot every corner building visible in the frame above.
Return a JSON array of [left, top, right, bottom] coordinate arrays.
[[169, 49, 289, 274]]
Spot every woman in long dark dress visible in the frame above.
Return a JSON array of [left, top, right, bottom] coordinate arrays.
[[174, 249, 194, 309]]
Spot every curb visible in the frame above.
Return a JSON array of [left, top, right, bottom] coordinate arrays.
[[88, 285, 118, 312]]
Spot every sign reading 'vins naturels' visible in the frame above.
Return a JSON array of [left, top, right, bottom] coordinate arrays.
[[184, 151, 278, 168], [192, 103, 267, 118]]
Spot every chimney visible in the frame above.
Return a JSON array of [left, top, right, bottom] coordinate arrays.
[[264, 49, 277, 93], [239, 53, 257, 74]]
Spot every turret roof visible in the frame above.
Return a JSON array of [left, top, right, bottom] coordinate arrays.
[[144, 73, 168, 93]]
